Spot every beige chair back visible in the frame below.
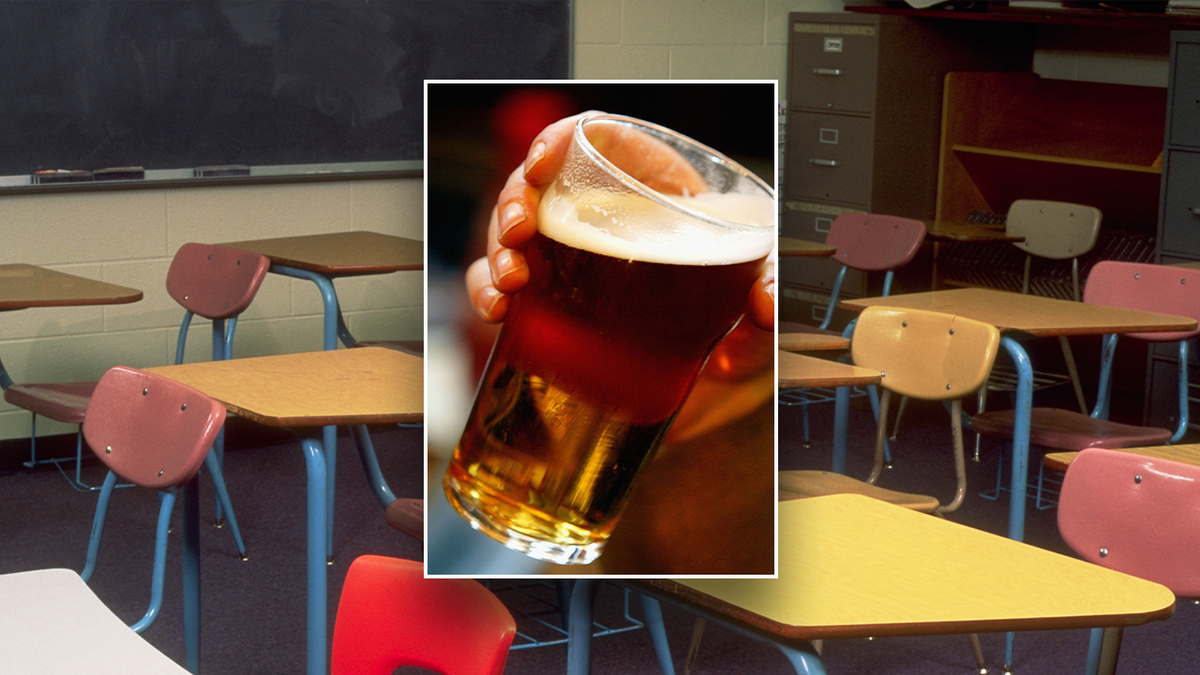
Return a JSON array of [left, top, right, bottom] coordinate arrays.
[[1007, 199, 1101, 262], [851, 306, 1000, 401]]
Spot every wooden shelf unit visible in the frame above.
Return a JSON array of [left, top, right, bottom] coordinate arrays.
[[936, 71, 1167, 234]]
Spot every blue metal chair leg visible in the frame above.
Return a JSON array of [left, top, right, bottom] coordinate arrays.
[[301, 433, 329, 675], [350, 424, 396, 508], [182, 476, 201, 674], [639, 595, 676, 675], [130, 491, 176, 633], [204, 450, 247, 559]]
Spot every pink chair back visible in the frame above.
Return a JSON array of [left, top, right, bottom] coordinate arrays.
[[1083, 260, 1200, 342], [824, 213, 927, 272], [1059, 448, 1200, 598], [331, 555, 515, 675], [82, 366, 226, 491], [165, 243, 270, 320]]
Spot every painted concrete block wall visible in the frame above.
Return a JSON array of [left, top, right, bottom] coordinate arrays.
[[0, 176, 422, 440]]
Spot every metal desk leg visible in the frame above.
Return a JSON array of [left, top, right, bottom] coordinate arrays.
[[567, 579, 600, 675], [299, 433, 329, 675], [831, 321, 859, 475], [998, 336, 1033, 674], [181, 476, 201, 674], [351, 424, 396, 508]]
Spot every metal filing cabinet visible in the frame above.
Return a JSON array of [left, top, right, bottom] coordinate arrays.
[[781, 12, 1031, 328], [1148, 31, 1200, 438]]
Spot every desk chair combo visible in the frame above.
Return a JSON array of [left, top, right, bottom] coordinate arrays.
[[776, 305, 1000, 673], [778, 212, 927, 446], [1057, 448, 1200, 675], [5, 243, 270, 558], [969, 199, 1102, 457], [972, 261, 1200, 508]]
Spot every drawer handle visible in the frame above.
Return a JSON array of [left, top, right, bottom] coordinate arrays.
[[809, 158, 838, 167], [813, 68, 841, 76]]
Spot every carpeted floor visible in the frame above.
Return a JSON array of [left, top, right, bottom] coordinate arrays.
[[1, 392, 1196, 674]]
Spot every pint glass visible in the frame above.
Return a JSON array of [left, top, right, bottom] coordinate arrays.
[[444, 114, 775, 565]]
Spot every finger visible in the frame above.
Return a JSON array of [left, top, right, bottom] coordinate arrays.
[[523, 111, 599, 186], [494, 164, 540, 249], [747, 261, 775, 332], [466, 256, 509, 323], [485, 206, 530, 295]]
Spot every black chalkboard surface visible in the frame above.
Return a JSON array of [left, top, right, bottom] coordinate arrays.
[[0, 0, 569, 178]]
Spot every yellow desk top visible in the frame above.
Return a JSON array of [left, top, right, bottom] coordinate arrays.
[[0, 264, 142, 311], [778, 332, 850, 353], [843, 287, 1197, 338], [638, 494, 1175, 640], [221, 230, 423, 276], [779, 237, 836, 257], [146, 347, 423, 427], [1045, 443, 1200, 474], [778, 351, 880, 389]]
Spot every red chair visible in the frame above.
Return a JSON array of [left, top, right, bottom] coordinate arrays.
[[80, 366, 226, 634], [973, 261, 1200, 505], [1058, 448, 1200, 674], [331, 555, 516, 675], [5, 242, 269, 556]]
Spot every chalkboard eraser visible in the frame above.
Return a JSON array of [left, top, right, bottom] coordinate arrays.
[[195, 165, 250, 177], [33, 169, 92, 184], [94, 166, 145, 181]]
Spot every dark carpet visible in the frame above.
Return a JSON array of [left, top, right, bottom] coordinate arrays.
[[1, 393, 1196, 674]]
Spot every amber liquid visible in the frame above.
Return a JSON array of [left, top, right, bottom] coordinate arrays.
[[445, 231, 764, 564]]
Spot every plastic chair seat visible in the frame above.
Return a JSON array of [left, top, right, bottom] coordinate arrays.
[[385, 498, 424, 540], [4, 381, 96, 423], [778, 470, 939, 513], [972, 408, 1173, 451]]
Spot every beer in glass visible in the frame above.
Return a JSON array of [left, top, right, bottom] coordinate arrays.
[[444, 114, 775, 565]]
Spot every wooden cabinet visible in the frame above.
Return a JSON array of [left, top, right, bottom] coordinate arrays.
[[781, 11, 1031, 328]]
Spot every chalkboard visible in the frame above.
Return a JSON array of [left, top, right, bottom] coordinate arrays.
[[0, 0, 569, 179]]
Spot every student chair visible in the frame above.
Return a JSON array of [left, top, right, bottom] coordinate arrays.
[[779, 212, 927, 445], [972, 261, 1200, 505], [780, 305, 1001, 516], [385, 498, 424, 540], [331, 555, 516, 675], [5, 242, 270, 556], [977, 200, 1102, 432], [79, 365, 226, 636], [1057, 448, 1200, 675]]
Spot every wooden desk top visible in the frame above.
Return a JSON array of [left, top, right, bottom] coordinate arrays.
[[220, 231, 423, 277], [778, 332, 850, 353], [146, 347, 422, 427], [636, 494, 1175, 641], [778, 351, 880, 389], [843, 287, 1197, 338], [1045, 443, 1200, 474], [0, 264, 142, 311], [0, 568, 190, 674], [778, 237, 835, 257], [926, 222, 1023, 243]]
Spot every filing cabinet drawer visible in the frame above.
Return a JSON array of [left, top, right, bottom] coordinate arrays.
[[1159, 150, 1200, 255], [779, 255, 864, 296], [1169, 42, 1200, 149], [780, 200, 862, 241], [789, 21, 877, 114], [786, 113, 873, 204], [1146, 356, 1200, 439]]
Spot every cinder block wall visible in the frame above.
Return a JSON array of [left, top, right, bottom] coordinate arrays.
[[0, 176, 422, 440]]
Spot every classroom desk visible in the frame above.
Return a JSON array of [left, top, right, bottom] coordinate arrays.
[[0, 264, 143, 388], [1043, 443, 1200, 475], [778, 332, 850, 352], [0, 568, 191, 674], [219, 230, 423, 351], [566, 494, 1176, 675], [778, 236, 835, 257], [926, 223, 1023, 290], [842, 287, 1196, 543], [146, 347, 423, 675], [777, 350, 879, 389]]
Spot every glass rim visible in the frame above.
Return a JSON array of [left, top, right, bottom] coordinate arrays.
[[574, 113, 775, 234]]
